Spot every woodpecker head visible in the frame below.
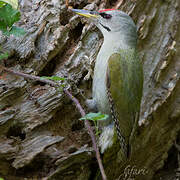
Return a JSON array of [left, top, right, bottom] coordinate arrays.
[[71, 9, 137, 47]]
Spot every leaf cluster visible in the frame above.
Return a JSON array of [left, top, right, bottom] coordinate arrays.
[[0, 1, 25, 60], [0, 2, 25, 36], [80, 112, 109, 136], [80, 112, 109, 121], [0, 0, 18, 9]]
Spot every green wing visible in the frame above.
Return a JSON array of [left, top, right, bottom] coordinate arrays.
[[106, 49, 143, 155]]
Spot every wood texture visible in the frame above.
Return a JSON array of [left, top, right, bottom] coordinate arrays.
[[0, 0, 179, 179]]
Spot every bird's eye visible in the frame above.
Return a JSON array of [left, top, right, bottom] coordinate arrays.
[[99, 12, 112, 19]]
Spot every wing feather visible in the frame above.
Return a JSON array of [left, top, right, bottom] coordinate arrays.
[[106, 49, 143, 156]]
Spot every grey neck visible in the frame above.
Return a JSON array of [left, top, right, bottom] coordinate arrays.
[[103, 31, 137, 51]]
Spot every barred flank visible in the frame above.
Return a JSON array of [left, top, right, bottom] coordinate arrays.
[[106, 88, 128, 157]]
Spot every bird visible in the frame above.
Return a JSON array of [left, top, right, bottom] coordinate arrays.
[[71, 8, 143, 158]]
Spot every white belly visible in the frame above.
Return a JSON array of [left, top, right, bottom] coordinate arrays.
[[92, 43, 112, 120], [92, 39, 125, 125]]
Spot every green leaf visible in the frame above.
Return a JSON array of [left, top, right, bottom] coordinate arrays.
[[0, 52, 8, 60], [41, 76, 66, 81], [0, 4, 25, 37], [0, 177, 4, 180], [0, 0, 18, 9], [0, 2, 6, 8], [0, 21, 7, 33], [80, 112, 109, 121], [0, 4, 20, 28]]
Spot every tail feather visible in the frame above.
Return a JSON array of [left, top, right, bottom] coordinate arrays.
[[99, 124, 114, 153]]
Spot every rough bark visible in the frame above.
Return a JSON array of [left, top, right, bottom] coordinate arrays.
[[0, 0, 179, 179]]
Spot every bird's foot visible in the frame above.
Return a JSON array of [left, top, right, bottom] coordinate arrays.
[[85, 98, 98, 112]]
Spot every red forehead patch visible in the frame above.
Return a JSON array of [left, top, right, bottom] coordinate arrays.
[[99, 9, 116, 12]]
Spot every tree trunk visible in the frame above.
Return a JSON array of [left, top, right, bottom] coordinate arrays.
[[0, 0, 179, 179]]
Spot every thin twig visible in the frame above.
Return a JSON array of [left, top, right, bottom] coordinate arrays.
[[0, 65, 58, 87], [64, 89, 107, 180], [0, 65, 107, 180]]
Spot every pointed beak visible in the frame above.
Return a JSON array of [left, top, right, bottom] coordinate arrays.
[[71, 9, 99, 19]]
